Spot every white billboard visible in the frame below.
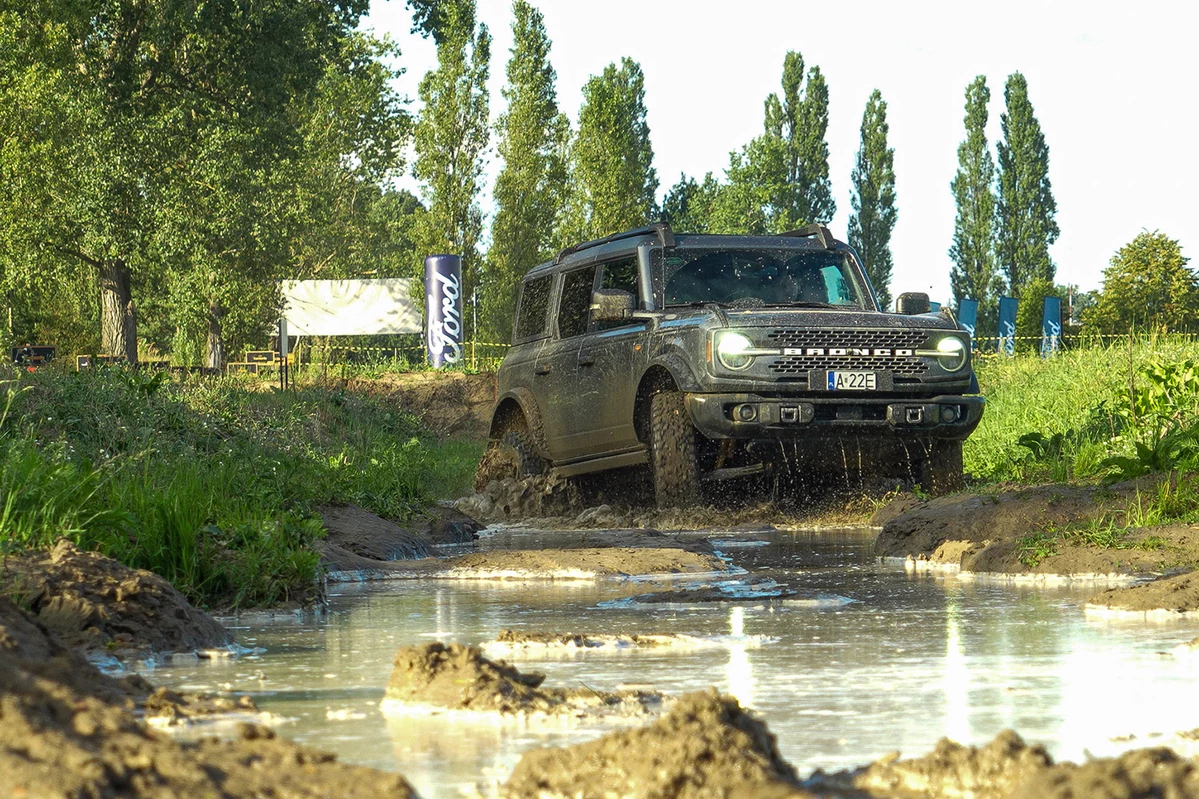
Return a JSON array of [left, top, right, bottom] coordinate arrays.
[[281, 279, 422, 336]]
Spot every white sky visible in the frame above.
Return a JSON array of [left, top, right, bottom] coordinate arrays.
[[361, 0, 1198, 303]]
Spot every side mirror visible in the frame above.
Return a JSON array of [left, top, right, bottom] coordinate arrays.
[[591, 289, 635, 322], [896, 292, 931, 315]]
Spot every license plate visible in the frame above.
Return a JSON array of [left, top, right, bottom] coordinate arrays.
[[827, 370, 876, 390]]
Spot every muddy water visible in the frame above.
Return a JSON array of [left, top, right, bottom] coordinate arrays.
[[142, 528, 1199, 798]]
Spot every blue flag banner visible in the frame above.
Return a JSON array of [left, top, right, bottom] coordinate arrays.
[[958, 299, 979, 339], [1041, 296, 1062, 358], [998, 296, 1018, 356], [425, 254, 464, 368]]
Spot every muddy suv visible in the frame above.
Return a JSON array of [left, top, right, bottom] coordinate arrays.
[[478, 222, 984, 506]]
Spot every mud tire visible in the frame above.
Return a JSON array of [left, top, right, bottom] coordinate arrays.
[[474, 427, 546, 491], [648, 390, 699, 508], [919, 439, 964, 495]]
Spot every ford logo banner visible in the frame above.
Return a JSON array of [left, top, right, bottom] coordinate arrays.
[[425, 254, 464, 368]]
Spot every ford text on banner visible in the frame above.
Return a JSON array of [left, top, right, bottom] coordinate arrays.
[[1041, 296, 1062, 358], [998, 296, 1018, 356], [425, 255, 463, 368], [281, 279, 421, 336], [957, 299, 978, 339]]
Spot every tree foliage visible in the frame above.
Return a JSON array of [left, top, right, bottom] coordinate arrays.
[[0, 0, 406, 365], [1084, 232, 1198, 334], [712, 51, 833, 234], [412, 0, 491, 338], [996, 72, 1058, 297], [662, 173, 720, 234], [949, 76, 999, 329], [848, 89, 897, 309], [485, 0, 568, 344], [559, 58, 657, 244]]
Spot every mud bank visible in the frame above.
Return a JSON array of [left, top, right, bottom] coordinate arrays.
[[873, 480, 1199, 609], [319, 503, 482, 577], [382, 641, 665, 719], [1087, 571, 1199, 617], [0, 596, 420, 798], [1, 540, 229, 658]]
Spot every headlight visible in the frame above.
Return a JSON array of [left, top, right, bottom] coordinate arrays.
[[936, 336, 967, 372], [717, 332, 754, 370]]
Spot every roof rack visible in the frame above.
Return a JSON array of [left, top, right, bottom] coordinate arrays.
[[553, 222, 676, 265], [780, 224, 836, 249]]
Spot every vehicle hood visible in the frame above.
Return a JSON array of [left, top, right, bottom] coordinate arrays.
[[715, 307, 962, 332]]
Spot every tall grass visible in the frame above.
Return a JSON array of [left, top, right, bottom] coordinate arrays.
[[0, 367, 482, 608], [967, 335, 1199, 483]]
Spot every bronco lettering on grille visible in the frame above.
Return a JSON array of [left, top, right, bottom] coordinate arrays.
[[782, 347, 914, 357]]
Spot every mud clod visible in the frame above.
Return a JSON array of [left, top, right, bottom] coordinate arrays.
[[1, 540, 229, 657], [500, 689, 809, 798], [383, 641, 664, 718]]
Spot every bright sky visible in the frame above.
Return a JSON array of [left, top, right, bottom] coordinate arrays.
[[362, 0, 1198, 303]]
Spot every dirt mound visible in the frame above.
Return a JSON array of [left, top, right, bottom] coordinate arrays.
[[500, 689, 808, 799], [1009, 746, 1199, 798], [383, 641, 664, 717], [1, 540, 229, 656], [319, 503, 431, 560], [0, 596, 419, 798], [814, 730, 1053, 798], [351, 370, 496, 440], [1087, 571, 1199, 614], [441, 547, 729, 578]]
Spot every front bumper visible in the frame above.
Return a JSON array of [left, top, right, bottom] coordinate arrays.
[[686, 392, 985, 441]]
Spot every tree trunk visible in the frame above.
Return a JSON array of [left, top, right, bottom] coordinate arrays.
[[99, 258, 138, 363], [205, 302, 225, 371]]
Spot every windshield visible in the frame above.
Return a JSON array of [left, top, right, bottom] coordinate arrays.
[[663, 248, 870, 309]]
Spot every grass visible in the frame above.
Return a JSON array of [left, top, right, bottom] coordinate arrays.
[[0, 366, 483, 609]]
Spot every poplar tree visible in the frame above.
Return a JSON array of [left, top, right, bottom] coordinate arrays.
[[558, 58, 657, 244], [412, 0, 491, 335], [713, 51, 833, 233], [848, 89, 897, 309], [996, 72, 1059, 297], [949, 76, 999, 325], [486, 0, 568, 344]]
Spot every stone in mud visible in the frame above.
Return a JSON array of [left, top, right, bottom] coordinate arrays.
[[1, 540, 229, 656], [384, 641, 664, 717], [1087, 571, 1199, 614], [500, 689, 811, 799], [0, 596, 419, 799]]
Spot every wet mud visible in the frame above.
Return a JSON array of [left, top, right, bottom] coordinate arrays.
[[0, 540, 230, 658], [0, 596, 420, 798], [382, 641, 665, 719]]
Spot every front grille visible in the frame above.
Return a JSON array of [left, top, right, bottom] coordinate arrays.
[[765, 328, 930, 377]]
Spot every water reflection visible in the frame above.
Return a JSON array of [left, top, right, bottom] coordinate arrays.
[[142, 528, 1199, 798]]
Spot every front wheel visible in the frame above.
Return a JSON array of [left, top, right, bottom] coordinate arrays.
[[648, 390, 699, 508], [474, 427, 546, 491], [919, 439, 964, 495]]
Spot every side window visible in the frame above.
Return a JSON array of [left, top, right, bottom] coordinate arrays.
[[600, 257, 638, 296], [557, 266, 598, 339], [515, 275, 552, 341]]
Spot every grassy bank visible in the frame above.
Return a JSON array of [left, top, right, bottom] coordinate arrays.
[[0, 367, 483, 608]]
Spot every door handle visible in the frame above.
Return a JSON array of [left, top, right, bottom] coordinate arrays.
[[578, 357, 595, 367], [534, 365, 552, 375]]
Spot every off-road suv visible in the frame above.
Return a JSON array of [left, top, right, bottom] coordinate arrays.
[[478, 222, 984, 506]]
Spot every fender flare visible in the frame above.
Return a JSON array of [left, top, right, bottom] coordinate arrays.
[[643, 351, 704, 393]]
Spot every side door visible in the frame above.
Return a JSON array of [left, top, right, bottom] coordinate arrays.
[[538, 264, 599, 462], [581, 256, 647, 455]]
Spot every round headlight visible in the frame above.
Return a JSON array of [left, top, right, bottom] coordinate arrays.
[[717, 332, 754, 370], [936, 336, 967, 372]]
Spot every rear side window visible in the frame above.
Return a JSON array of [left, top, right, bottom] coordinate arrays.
[[515, 275, 552, 341], [557, 266, 598, 339]]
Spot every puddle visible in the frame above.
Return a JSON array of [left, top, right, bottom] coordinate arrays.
[[139, 527, 1199, 798]]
